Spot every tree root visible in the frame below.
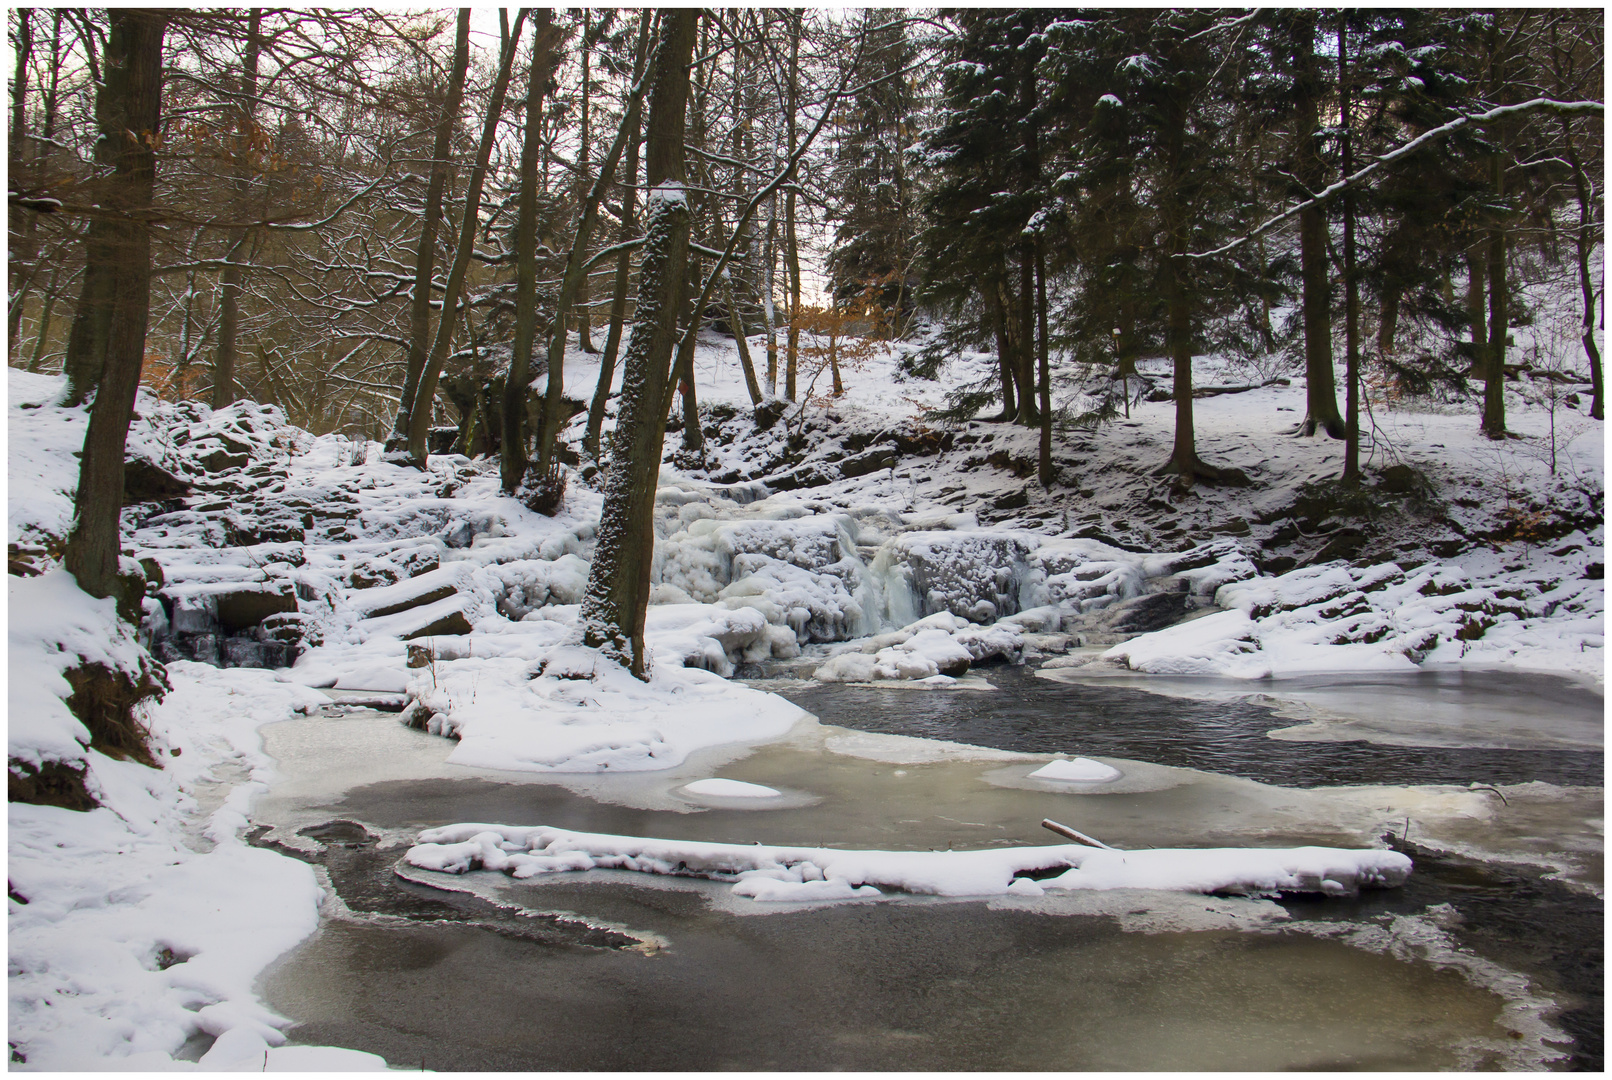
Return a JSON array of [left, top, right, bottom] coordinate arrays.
[[1154, 454, 1252, 489]]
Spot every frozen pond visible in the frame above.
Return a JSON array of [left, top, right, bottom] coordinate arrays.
[[250, 668, 1603, 1071]]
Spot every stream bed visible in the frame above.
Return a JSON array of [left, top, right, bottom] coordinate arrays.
[[250, 667, 1603, 1071]]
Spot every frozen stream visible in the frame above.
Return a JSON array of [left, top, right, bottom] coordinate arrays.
[[250, 669, 1602, 1071]]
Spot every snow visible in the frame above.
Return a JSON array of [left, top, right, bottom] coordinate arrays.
[[683, 777, 782, 798], [1030, 757, 1123, 783], [396, 638, 807, 773], [405, 822, 1412, 901], [7, 655, 379, 1070], [8, 570, 152, 773]]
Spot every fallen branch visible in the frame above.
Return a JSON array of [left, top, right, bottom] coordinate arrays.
[[1041, 818, 1116, 850]]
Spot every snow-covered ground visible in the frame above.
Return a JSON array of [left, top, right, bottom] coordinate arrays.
[[7, 295, 1602, 1067]]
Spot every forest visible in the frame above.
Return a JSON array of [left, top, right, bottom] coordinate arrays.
[[6, 8, 1607, 1072]]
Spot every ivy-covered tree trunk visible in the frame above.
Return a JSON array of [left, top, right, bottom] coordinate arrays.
[[581, 10, 698, 678], [63, 9, 166, 603]]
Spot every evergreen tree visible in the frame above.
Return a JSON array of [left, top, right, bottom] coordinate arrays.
[[827, 10, 919, 314], [918, 9, 1058, 426], [1042, 10, 1257, 484]]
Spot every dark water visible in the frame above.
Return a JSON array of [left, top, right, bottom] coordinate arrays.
[[775, 664, 1605, 789]]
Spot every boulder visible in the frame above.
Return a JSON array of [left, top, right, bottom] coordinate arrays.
[[213, 585, 299, 632], [124, 458, 193, 503]]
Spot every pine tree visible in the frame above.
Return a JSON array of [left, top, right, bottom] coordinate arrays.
[[826, 10, 919, 314]]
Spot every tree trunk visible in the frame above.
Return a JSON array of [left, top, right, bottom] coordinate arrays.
[[405, 13, 524, 467], [783, 14, 801, 401], [26, 270, 59, 373], [1292, 12, 1344, 440], [61, 233, 116, 406], [1165, 242, 1198, 482], [1036, 242, 1052, 489], [726, 275, 763, 405], [1482, 162, 1509, 440], [8, 8, 33, 357], [386, 10, 470, 458], [500, 10, 557, 493], [581, 9, 698, 679], [1465, 244, 1487, 380], [1561, 123, 1603, 420], [1339, 15, 1361, 484], [988, 274, 1016, 420], [63, 10, 166, 604], [1376, 283, 1401, 359], [1015, 247, 1038, 425], [763, 208, 779, 395], [585, 16, 651, 462], [576, 9, 596, 354], [212, 8, 261, 411]]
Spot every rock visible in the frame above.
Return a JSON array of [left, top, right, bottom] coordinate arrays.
[[428, 426, 460, 455], [986, 449, 1036, 478], [350, 565, 466, 619], [198, 446, 249, 473], [1100, 590, 1188, 634], [1310, 529, 1368, 565], [839, 445, 899, 478], [442, 520, 475, 548], [763, 463, 838, 491], [257, 611, 317, 646], [992, 488, 1030, 511], [1257, 555, 1298, 575], [403, 608, 473, 640], [753, 399, 789, 431], [1375, 464, 1430, 497], [213, 585, 299, 632], [124, 458, 192, 503]]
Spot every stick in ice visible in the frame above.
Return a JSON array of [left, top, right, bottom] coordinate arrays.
[[1041, 818, 1116, 850]]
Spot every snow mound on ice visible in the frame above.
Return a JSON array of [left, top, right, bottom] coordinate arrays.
[[1030, 757, 1122, 783], [406, 823, 1412, 901], [683, 778, 782, 798]]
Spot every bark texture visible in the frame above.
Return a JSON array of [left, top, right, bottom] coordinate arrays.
[[63, 10, 167, 602]]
